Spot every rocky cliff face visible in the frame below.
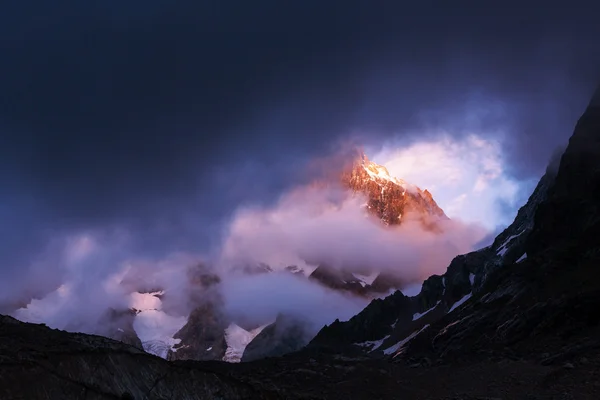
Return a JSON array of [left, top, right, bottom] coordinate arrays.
[[341, 153, 447, 226], [167, 301, 228, 362], [166, 265, 228, 362], [241, 314, 311, 362]]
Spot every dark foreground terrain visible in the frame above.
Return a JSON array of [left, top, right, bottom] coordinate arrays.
[[1, 314, 600, 400], [2, 89, 600, 399]]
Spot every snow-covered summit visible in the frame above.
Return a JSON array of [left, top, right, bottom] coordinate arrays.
[[341, 152, 447, 225], [360, 154, 407, 188]]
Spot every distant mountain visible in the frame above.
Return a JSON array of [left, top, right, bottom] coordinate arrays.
[[305, 153, 448, 295], [341, 153, 447, 227]]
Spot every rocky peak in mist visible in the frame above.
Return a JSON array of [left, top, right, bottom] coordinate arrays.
[[341, 152, 447, 227], [310, 83, 600, 376]]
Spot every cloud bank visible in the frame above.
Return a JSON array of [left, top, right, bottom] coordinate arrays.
[[9, 173, 488, 346], [373, 134, 530, 230], [219, 185, 488, 284]]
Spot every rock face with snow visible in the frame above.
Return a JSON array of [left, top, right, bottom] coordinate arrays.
[[168, 301, 228, 362], [241, 314, 311, 362], [97, 308, 143, 350], [341, 153, 447, 226], [223, 322, 269, 362]]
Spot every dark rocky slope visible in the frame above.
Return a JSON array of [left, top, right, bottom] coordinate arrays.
[[2, 313, 600, 399], [0, 315, 269, 400]]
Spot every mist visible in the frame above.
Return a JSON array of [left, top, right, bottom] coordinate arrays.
[[219, 185, 488, 283], [220, 272, 368, 331], [8, 172, 488, 350]]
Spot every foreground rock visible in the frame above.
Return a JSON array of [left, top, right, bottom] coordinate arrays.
[[0, 315, 269, 400], [2, 314, 600, 399]]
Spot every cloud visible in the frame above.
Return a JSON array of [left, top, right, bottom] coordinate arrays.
[[220, 272, 367, 330], [9, 232, 206, 333], [218, 184, 487, 284], [9, 176, 488, 341], [372, 134, 526, 230]]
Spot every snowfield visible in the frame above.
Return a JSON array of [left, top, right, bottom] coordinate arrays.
[[223, 322, 270, 363]]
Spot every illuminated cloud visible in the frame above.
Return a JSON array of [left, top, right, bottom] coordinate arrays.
[[373, 134, 522, 230], [218, 185, 487, 282]]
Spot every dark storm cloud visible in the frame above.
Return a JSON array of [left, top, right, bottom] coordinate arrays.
[[1, 0, 600, 286]]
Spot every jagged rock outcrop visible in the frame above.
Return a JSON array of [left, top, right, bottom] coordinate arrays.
[[241, 314, 312, 362], [341, 153, 447, 226], [97, 308, 143, 350], [307, 264, 378, 296], [168, 301, 228, 361]]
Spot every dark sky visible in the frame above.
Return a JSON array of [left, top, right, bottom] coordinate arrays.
[[1, 1, 600, 291]]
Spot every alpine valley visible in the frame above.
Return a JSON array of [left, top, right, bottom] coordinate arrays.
[[2, 87, 600, 399]]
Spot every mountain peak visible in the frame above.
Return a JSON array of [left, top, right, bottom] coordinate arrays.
[[341, 153, 447, 226], [358, 155, 407, 188]]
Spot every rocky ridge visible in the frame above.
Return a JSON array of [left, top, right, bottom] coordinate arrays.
[[341, 153, 447, 226]]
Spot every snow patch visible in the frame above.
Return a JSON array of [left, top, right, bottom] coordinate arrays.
[[356, 335, 390, 351], [516, 253, 528, 263], [383, 324, 430, 356], [496, 231, 525, 257], [412, 300, 441, 321], [223, 323, 269, 363], [361, 161, 412, 192], [133, 309, 187, 359], [352, 272, 379, 286], [130, 291, 163, 311], [469, 273, 475, 285], [448, 293, 473, 313]]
